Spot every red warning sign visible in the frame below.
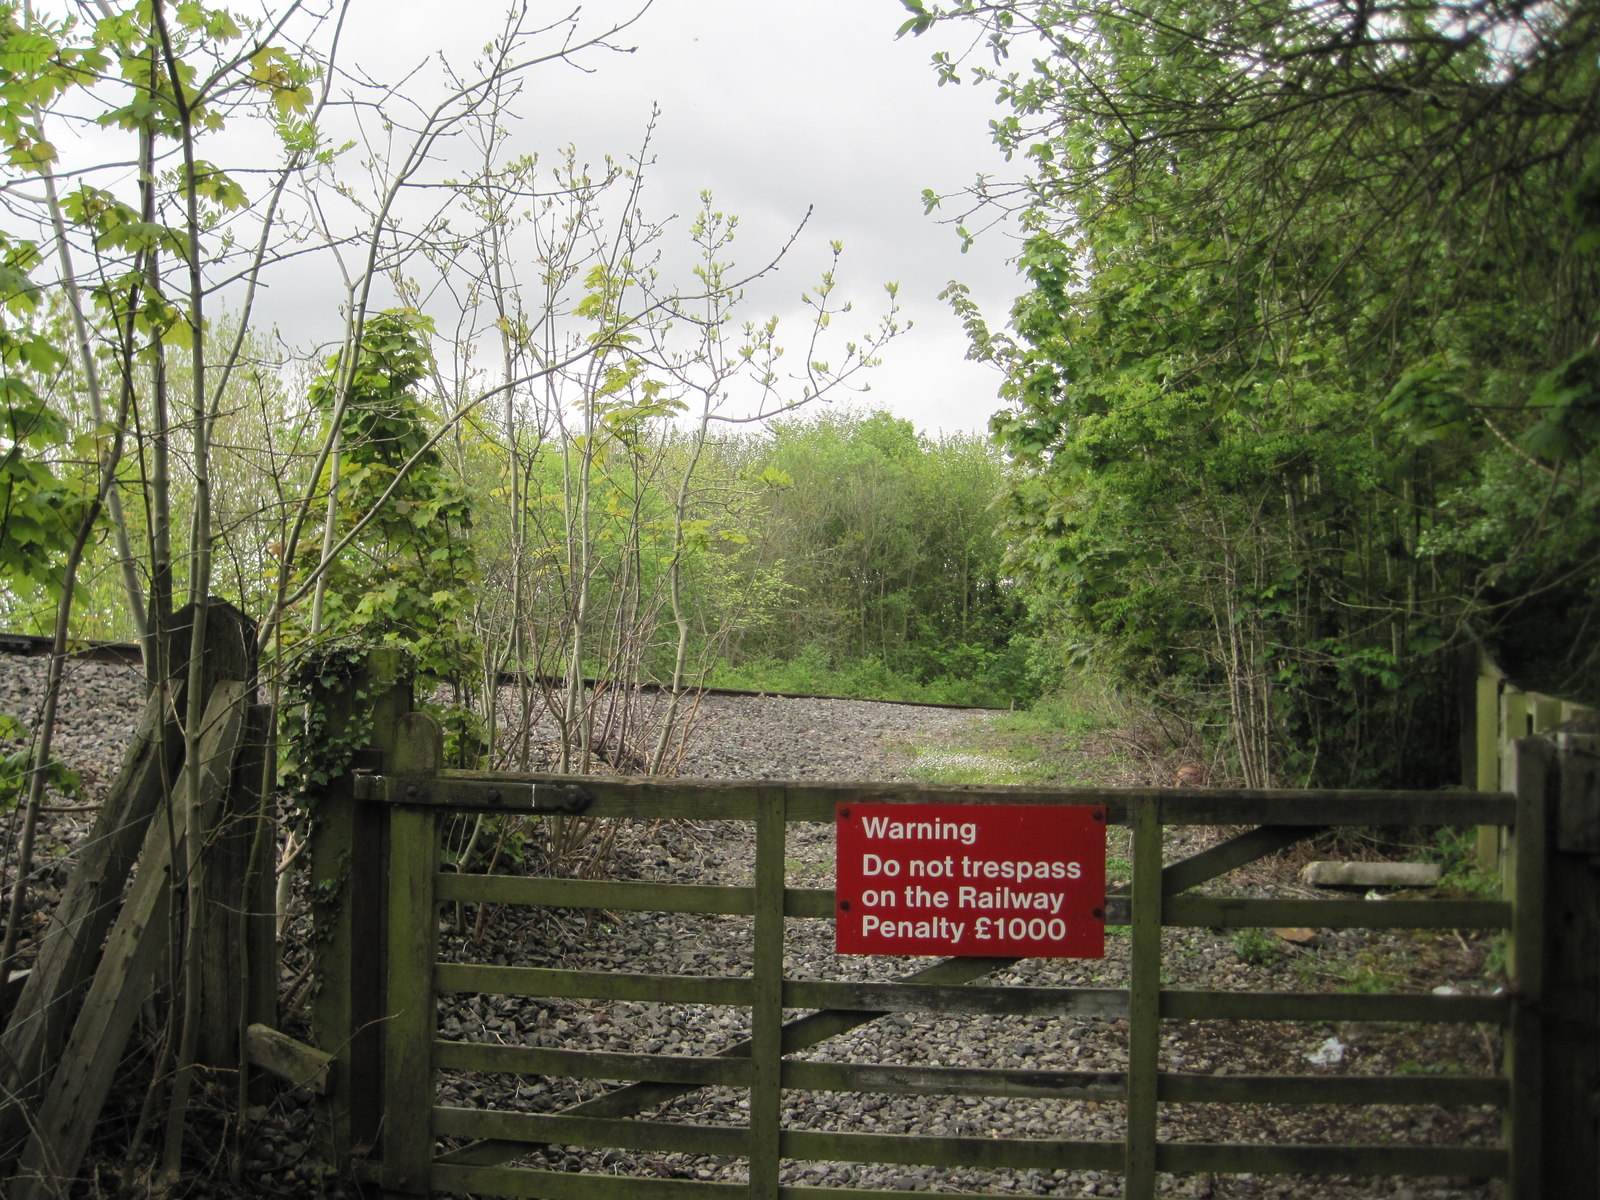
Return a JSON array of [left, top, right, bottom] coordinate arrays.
[[835, 802, 1106, 958]]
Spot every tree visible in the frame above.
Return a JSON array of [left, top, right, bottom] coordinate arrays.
[[3, 0, 900, 1181], [908, 0, 1600, 784]]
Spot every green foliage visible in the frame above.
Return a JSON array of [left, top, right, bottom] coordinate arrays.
[[918, 0, 1600, 782], [1426, 827, 1501, 900], [1231, 927, 1281, 968], [278, 640, 383, 797], [291, 310, 479, 684], [0, 229, 86, 598], [720, 408, 1030, 705], [0, 712, 80, 815]]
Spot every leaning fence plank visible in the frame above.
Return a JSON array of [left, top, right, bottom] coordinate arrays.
[[0, 687, 182, 1160], [11, 681, 246, 1200], [1508, 736, 1551, 1200], [750, 790, 787, 1200], [1106, 823, 1322, 905], [1125, 795, 1163, 1199]]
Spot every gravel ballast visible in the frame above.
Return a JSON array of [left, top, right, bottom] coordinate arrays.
[[0, 657, 1504, 1199]]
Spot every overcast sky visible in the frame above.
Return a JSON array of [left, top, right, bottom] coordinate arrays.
[[348, 0, 1025, 436], [29, 1, 1026, 436]]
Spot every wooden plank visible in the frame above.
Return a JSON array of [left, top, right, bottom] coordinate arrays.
[[435, 873, 755, 914], [436, 1042, 1495, 1109], [433, 1165, 745, 1199], [433, 1042, 753, 1088], [432, 873, 834, 919], [0, 684, 183, 1148], [1124, 824, 1321, 899], [749, 791, 786, 1200], [432, 1107, 749, 1157], [1476, 673, 1503, 870], [782, 1060, 1126, 1101], [235, 705, 279, 1037], [402, 771, 1516, 827], [1163, 895, 1510, 930], [1157, 1140, 1506, 1178], [12, 682, 247, 1200], [246, 1024, 334, 1094], [435, 1164, 1053, 1200], [1508, 736, 1551, 1200], [782, 979, 1128, 1019], [202, 699, 274, 1067], [1124, 796, 1163, 1200], [1161, 989, 1508, 1023], [780, 1127, 1125, 1173], [434, 963, 755, 1007], [381, 712, 444, 1195], [1159, 1072, 1506, 1106]]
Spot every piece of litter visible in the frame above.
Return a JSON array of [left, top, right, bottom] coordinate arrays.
[[1306, 1036, 1347, 1066]]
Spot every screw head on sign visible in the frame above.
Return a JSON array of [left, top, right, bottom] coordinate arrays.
[[1092, 809, 1106, 822], [840, 807, 850, 819], [1091, 907, 1105, 920], [839, 900, 851, 912]]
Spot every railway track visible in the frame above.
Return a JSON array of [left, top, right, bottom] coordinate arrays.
[[0, 632, 1005, 712]]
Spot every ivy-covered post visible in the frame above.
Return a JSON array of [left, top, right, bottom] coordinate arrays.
[[304, 647, 413, 1166]]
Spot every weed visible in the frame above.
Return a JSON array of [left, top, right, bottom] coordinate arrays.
[[1231, 927, 1281, 967], [1427, 827, 1501, 898]]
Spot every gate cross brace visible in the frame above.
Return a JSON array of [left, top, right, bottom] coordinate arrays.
[[432, 821, 1320, 1172]]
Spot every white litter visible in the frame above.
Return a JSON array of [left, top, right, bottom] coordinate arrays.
[[1306, 1036, 1347, 1066]]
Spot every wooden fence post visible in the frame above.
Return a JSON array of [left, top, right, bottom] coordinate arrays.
[[1545, 733, 1600, 1199], [307, 648, 412, 1167], [1508, 732, 1600, 1200], [380, 711, 443, 1195], [1506, 735, 1551, 1200], [1124, 796, 1163, 1200]]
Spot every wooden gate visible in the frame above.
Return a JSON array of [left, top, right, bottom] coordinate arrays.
[[299, 683, 1598, 1200]]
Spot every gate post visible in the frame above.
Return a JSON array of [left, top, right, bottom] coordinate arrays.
[[306, 647, 413, 1168], [1124, 795, 1163, 1200], [1506, 736, 1551, 1200], [1544, 733, 1600, 1198], [1508, 733, 1600, 1200], [380, 711, 444, 1196]]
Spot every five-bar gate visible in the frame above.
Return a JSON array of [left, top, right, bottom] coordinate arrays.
[[305, 697, 1589, 1199]]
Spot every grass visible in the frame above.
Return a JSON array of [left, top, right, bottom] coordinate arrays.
[[903, 675, 1154, 788]]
